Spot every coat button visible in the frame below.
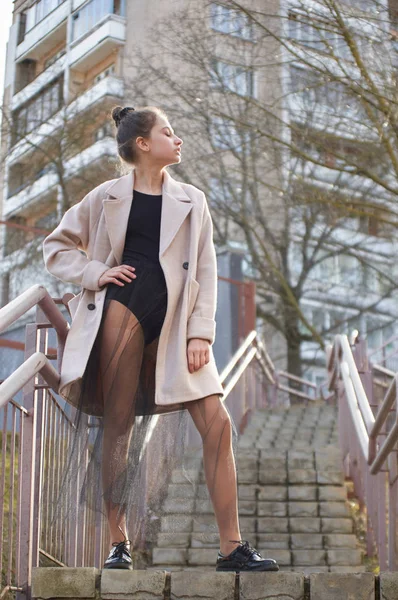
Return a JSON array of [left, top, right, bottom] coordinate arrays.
[[87, 303, 96, 310], [183, 261, 189, 270]]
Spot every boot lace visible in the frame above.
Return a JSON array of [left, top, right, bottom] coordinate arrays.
[[110, 525, 132, 559], [111, 538, 132, 559], [228, 539, 261, 558]]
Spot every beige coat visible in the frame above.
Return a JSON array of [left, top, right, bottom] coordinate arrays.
[[42, 167, 224, 413]]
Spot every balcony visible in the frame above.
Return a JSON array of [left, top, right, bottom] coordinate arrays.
[[288, 93, 377, 142], [70, 14, 126, 72], [16, 1, 69, 62], [12, 54, 67, 111], [6, 74, 124, 166], [3, 137, 117, 219], [290, 158, 395, 205], [301, 280, 398, 315]]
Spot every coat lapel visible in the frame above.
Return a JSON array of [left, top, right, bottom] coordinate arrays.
[[102, 168, 193, 264]]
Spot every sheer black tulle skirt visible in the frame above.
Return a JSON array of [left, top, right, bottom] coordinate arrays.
[[47, 254, 239, 561]]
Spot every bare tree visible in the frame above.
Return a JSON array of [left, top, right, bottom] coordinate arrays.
[[0, 74, 121, 301], [117, 0, 398, 375]]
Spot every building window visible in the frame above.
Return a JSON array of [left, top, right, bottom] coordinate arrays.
[[36, 0, 64, 24], [0, 272, 11, 307], [35, 163, 57, 180], [288, 11, 360, 61], [7, 162, 30, 198], [4, 217, 28, 256], [114, 0, 124, 15], [18, 11, 27, 45], [288, 12, 325, 50], [338, 254, 360, 286], [35, 210, 58, 229], [44, 47, 66, 70], [208, 175, 253, 213], [210, 116, 252, 154], [210, 58, 256, 97], [95, 121, 114, 141], [289, 64, 367, 120], [210, 3, 255, 41], [94, 64, 116, 84], [349, 0, 377, 12], [72, 0, 126, 42], [289, 65, 332, 103], [23, 0, 66, 36], [12, 77, 64, 145], [208, 176, 235, 206], [366, 315, 383, 350], [359, 212, 393, 238]]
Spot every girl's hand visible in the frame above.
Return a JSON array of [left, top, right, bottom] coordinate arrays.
[[98, 264, 136, 287], [187, 338, 210, 373]]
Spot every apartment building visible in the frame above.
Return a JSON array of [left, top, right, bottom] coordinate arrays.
[[3, 0, 394, 387], [0, 0, 131, 306], [0, 0, 280, 387], [283, 0, 398, 381]]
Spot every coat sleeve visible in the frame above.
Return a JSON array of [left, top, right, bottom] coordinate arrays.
[[42, 191, 110, 292], [187, 193, 218, 345]]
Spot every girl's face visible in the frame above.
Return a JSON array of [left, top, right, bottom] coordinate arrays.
[[137, 116, 183, 166]]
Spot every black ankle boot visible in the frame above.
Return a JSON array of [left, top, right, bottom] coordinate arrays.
[[216, 539, 279, 572], [103, 538, 133, 570]]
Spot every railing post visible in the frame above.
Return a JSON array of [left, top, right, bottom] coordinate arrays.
[[378, 470, 387, 569], [364, 463, 376, 559], [388, 454, 398, 570], [352, 336, 375, 414], [272, 371, 279, 407], [16, 322, 41, 600], [244, 281, 256, 338], [32, 305, 54, 567]]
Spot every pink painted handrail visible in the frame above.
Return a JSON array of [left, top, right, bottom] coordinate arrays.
[[327, 332, 398, 570]]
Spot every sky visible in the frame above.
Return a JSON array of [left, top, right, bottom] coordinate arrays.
[[0, 1, 14, 104]]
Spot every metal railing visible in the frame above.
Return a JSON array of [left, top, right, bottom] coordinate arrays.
[[0, 283, 319, 600], [327, 330, 398, 570]]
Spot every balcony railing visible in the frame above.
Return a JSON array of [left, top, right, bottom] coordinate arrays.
[[16, 1, 69, 61], [71, 0, 126, 42], [7, 74, 123, 168], [12, 53, 67, 111], [24, 0, 68, 37], [4, 137, 117, 218], [69, 16, 125, 72]]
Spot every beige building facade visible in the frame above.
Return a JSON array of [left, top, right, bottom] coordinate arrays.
[[0, 0, 288, 375]]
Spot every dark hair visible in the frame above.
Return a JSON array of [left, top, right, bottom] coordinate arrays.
[[110, 104, 169, 165]]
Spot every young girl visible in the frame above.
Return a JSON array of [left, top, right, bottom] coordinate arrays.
[[42, 105, 279, 573]]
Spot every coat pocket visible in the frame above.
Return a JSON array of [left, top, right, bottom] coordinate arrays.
[[187, 277, 200, 316]]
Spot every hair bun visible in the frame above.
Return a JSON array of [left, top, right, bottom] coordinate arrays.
[[112, 105, 135, 126]]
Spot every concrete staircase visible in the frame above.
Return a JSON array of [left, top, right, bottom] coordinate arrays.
[[151, 403, 366, 573]]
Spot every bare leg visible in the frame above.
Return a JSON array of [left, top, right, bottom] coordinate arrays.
[[97, 299, 145, 548], [186, 394, 242, 556]]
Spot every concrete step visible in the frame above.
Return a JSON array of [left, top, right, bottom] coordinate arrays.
[[151, 405, 366, 572], [152, 546, 364, 568], [35, 566, 388, 600]]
